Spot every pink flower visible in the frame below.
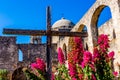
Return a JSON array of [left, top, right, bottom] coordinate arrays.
[[81, 61, 85, 68], [31, 58, 46, 71], [36, 58, 46, 71], [93, 48, 100, 63], [68, 63, 77, 78], [81, 51, 92, 68], [72, 77, 77, 80], [108, 51, 114, 59], [98, 34, 109, 52], [83, 51, 92, 63], [58, 47, 65, 65], [31, 63, 39, 69], [113, 71, 118, 77], [91, 74, 96, 80]]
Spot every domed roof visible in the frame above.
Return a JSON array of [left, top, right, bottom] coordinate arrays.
[[52, 18, 75, 29]]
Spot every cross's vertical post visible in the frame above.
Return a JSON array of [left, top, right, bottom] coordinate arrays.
[[46, 6, 52, 80]]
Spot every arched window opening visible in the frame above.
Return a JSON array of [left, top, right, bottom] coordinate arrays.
[[97, 6, 112, 27], [91, 5, 112, 47], [77, 24, 87, 32], [18, 49, 23, 61], [63, 44, 67, 60], [82, 25, 87, 32]]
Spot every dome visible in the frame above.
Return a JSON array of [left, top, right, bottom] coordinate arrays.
[[52, 18, 75, 29]]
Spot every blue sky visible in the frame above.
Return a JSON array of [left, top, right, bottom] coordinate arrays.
[[0, 0, 111, 44]]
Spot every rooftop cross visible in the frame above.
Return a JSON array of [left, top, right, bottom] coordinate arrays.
[[3, 6, 88, 80]]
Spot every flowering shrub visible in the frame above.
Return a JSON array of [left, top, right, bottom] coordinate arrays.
[[67, 37, 84, 80], [55, 34, 118, 80], [23, 34, 118, 80], [93, 34, 114, 80], [23, 58, 46, 80], [55, 47, 70, 80]]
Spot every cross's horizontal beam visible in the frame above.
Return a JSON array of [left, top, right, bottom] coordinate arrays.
[[3, 29, 46, 35], [3, 28, 88, 37]]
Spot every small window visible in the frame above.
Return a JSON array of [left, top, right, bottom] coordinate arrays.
[[18, 49, 23, 61]]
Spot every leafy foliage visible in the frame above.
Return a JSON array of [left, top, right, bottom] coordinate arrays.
[[23, 34, 118, 80]]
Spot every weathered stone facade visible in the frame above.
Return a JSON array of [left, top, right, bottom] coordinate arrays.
[[56, 0, 120, 75], [0, 37, 18, 72], [0, 36, 57, 75]]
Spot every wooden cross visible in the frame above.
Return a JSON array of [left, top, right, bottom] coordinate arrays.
[[3, 6, 88, 80]]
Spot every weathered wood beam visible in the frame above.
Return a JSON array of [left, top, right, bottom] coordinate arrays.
[[51, 31, 88, 37], [3, 28, 88, 37], [46, 6, 52, 80], [3, 29, 46, 36]]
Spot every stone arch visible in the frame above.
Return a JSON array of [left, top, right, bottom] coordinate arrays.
[[97, 6, 112, 27], [91, 5, 112, 47], [68, 24, 88, 52], [12, 67, 27, 80], [62, 43, 67, 60], [77, 24, 87, 32], [77, 24, 88, 50]]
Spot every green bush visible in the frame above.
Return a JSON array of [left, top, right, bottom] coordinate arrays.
[[0, 69, 8, 80]]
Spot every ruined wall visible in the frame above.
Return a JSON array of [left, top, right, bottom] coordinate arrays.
[[0, 36, 18, 72], [18, 43, 58, 64], [18, 44, 46, 62], [18, 44, 57, 62], [0, 36, 58, 73]]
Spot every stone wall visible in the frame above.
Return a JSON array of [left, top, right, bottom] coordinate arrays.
[[0, 36, 18, 72], [0, 36, 58, 73], [18, 44, 57, 63]]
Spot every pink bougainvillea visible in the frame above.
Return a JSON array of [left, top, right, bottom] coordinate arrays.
[[68, 63, 77, 78], [81, 51, 92, 68], [58, 47, 65, 65], [98, 34, 109, 52], [113, 71, 118, 77], [31, 58, 46, 72], [108, 51, 114, 60]]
